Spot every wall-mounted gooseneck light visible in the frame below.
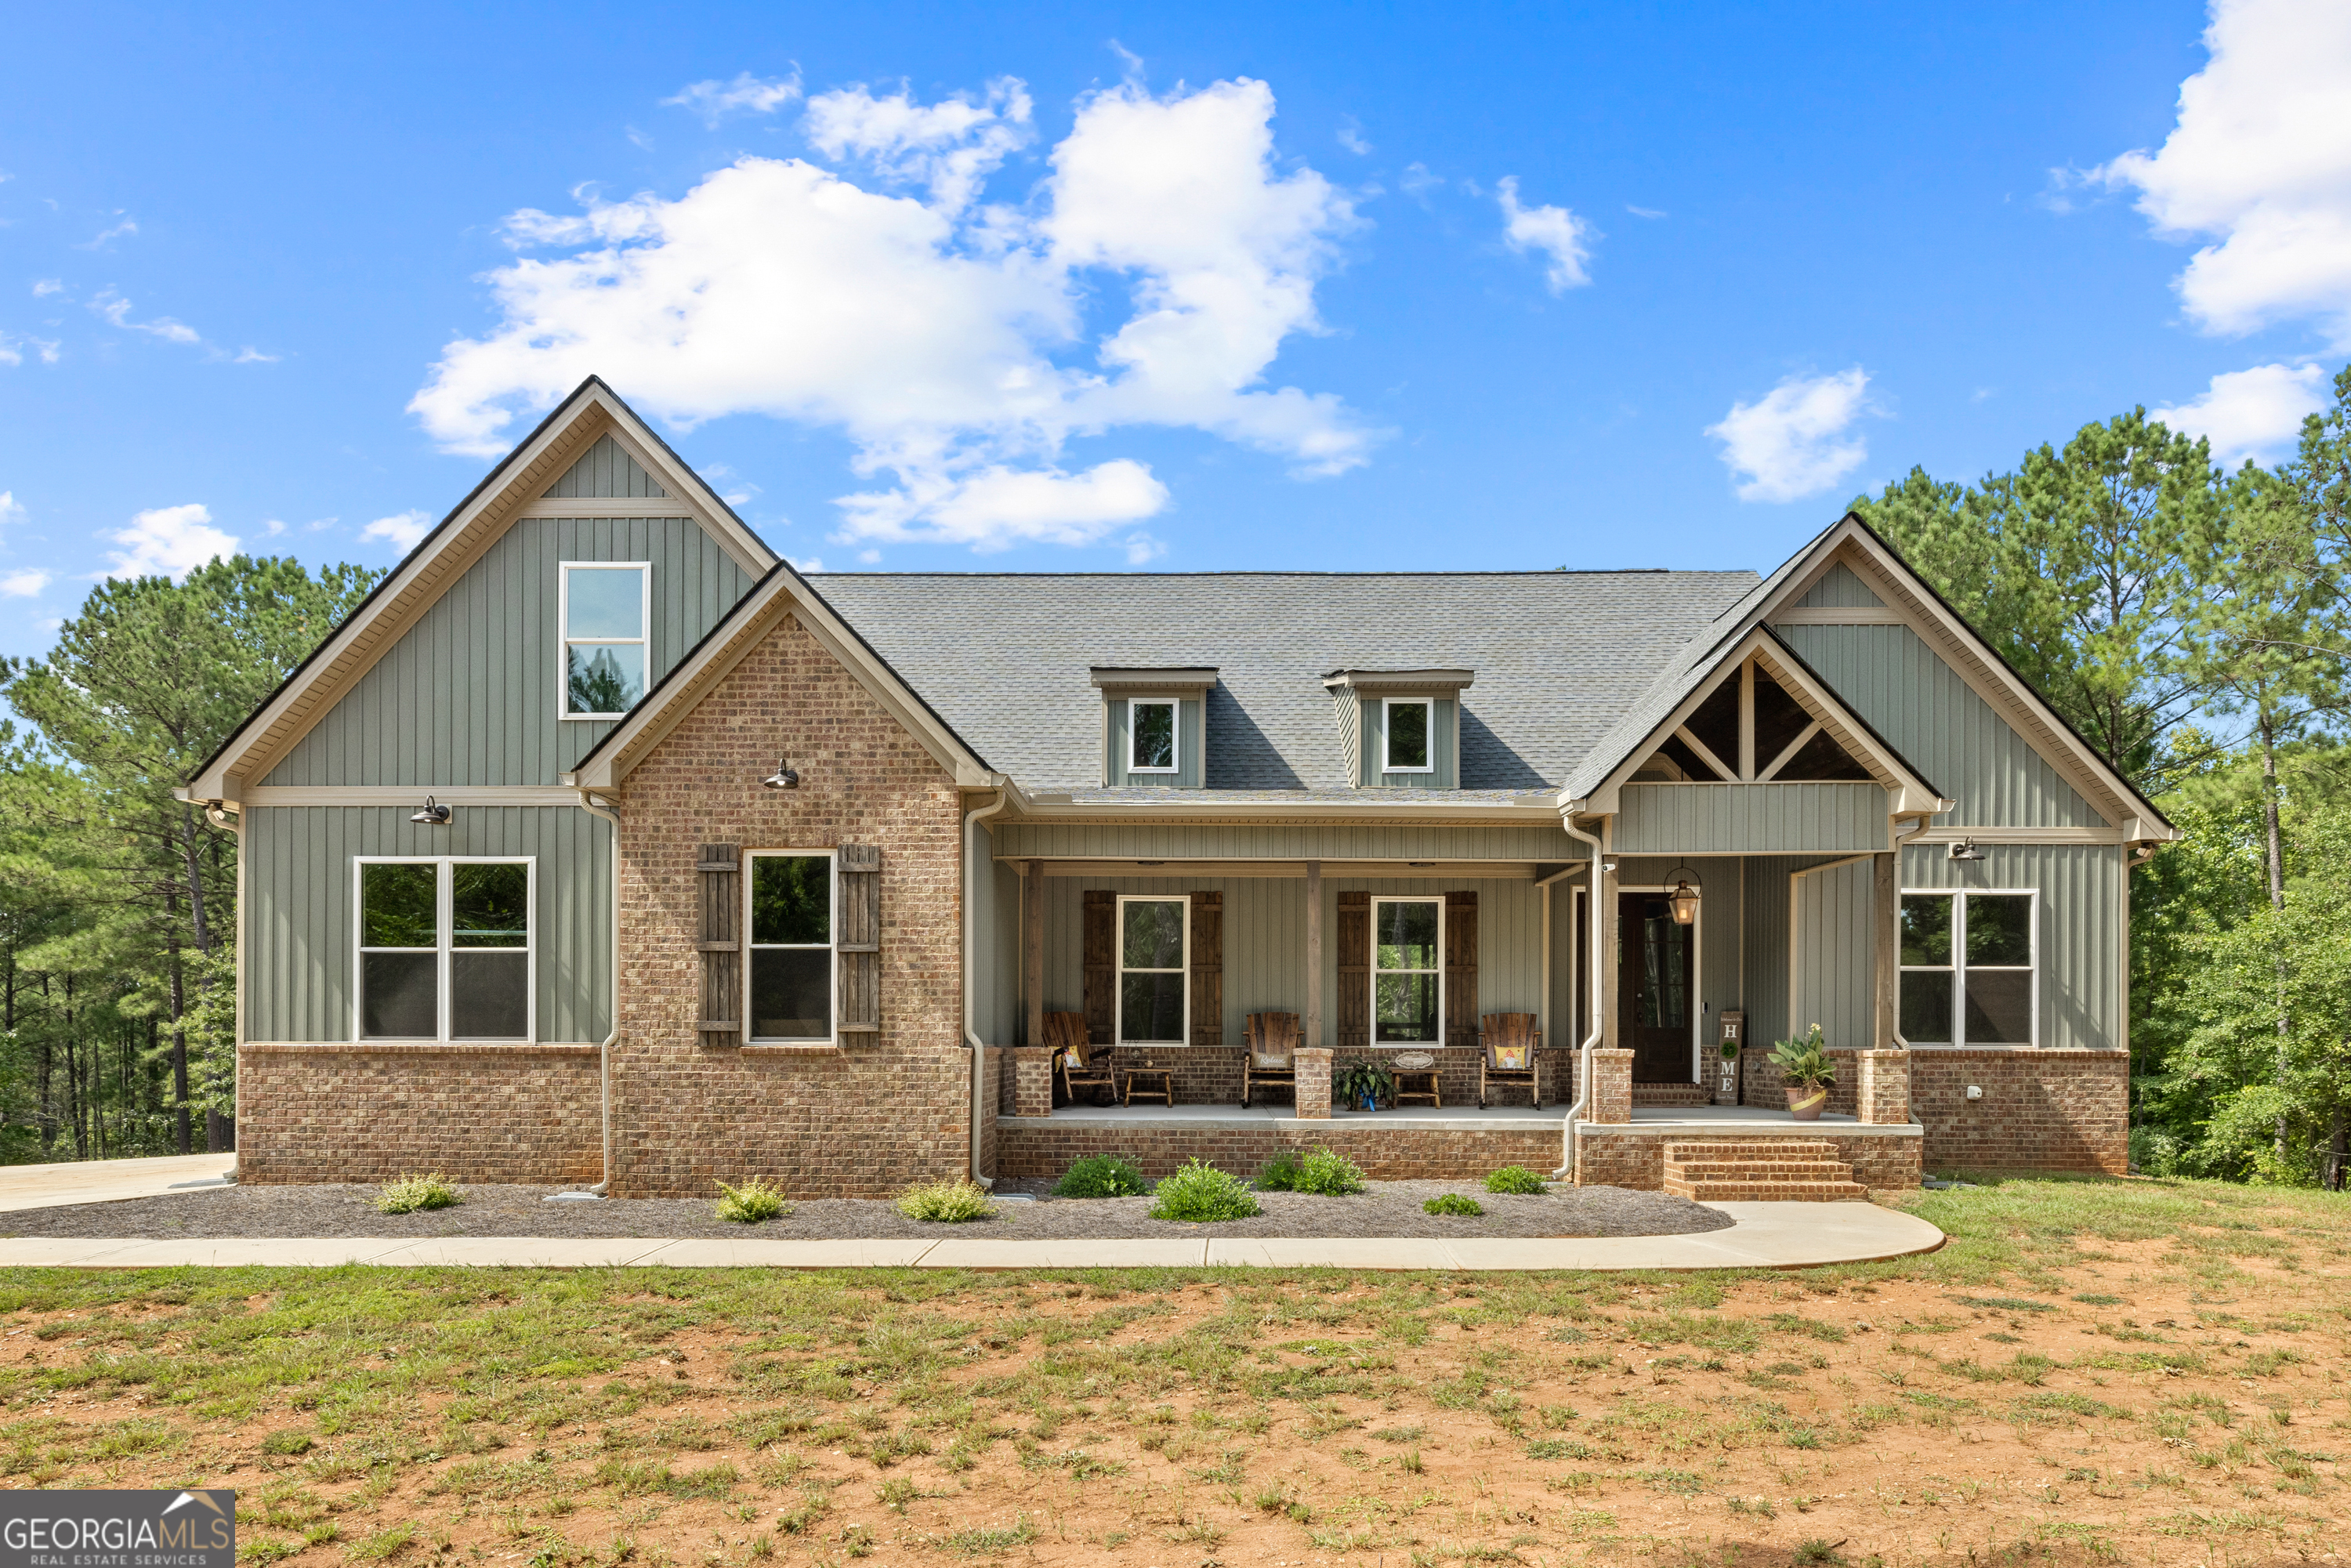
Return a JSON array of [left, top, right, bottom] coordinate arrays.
[[410, 795, 452, 825], [760, 757, 801, 791]]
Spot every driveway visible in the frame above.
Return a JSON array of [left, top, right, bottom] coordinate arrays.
[[0, 1153, 235, 1213]]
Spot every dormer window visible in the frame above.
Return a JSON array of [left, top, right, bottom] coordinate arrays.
[[1129, 699, 1179, 773], [1383, 698, 1433, 773], [1323, 669, 1473, 788], [1092, 668, 1215, 788]]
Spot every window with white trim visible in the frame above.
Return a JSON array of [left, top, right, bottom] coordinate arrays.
[[1128, 699, 1178, 773], [748, 852, 835, 1041], [1373, 895, 1443, 1042], [357, 858, 533, 1041], [1899, 890, 2035, 1045], [561, 562, 650, 719], [1118, 895, 1188, 1042], [1383, 697, 1433, 773]]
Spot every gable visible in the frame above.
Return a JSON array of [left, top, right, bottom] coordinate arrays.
[[1793, 561, 1882, 610], [545, 435, 668, 500]]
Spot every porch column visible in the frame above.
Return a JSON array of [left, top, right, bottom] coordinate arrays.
[[1872, 850, 1897, 1047], [1295, 1048, 1332, 1119], [1598, 856, 1619, 1053], [1023, 859, 1044, 1049], [1589, 1048, 1634, 1124], [1304, 860, 1323, 1050]]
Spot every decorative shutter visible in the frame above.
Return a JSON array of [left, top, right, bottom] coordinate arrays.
[[1335, 890, 1370, 1052], [1189, 892, 1223, 1047], [1081, 890, 1116, 1045], [836, 843, 881, 1036], [1444, 890, 1480, 1050], [696, 844, 741, 1037]]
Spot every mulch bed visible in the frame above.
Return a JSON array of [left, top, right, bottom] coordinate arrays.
[[1, 1179, 1733, 1242]]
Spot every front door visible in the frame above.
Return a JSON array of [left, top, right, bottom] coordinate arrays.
[[1619, 893, 1694, 1082]]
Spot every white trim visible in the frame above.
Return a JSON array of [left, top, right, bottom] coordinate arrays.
[[244, 787, 583, 807], [1127, 697, 1180, 775], [744, 849, 840, 1046], [1756, 719, 1824, 781], [559, 561, 652, 721], [1382, 697, 1436, 774], [1370, 893, 1446, 1045], [1672, 725, 1735, 782], [1114, 893, 1191, 1045], [353, 855, 537, 1043], [1896, 886, 2038, 1047], [1907, 826, 2123, 846]]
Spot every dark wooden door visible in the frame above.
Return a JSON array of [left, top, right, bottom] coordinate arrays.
[[1619, 893, 1695, 1082]]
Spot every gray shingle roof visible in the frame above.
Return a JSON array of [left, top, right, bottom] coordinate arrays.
[[804, 571, 1759, 791]]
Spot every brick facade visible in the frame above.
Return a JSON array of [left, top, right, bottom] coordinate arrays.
[[1853, 1048, 1910, 1125], [1575, 1127, 1922, 1193], [995, 1118, 1566, 1182], [1909, 1049, 2127, 1176], [1295, 1048, 1331, 1118], [1588, 1048, 1633, 1124]]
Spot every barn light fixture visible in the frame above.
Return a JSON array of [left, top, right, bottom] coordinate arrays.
[[760, 758, 801, 791], [409, 795, 452, 826], [1948, 838, 1986, 862]]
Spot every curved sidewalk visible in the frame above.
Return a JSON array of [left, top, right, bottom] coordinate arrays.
[[0, 1200, 1940, 1272]]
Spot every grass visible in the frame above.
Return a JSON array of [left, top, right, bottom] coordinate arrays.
[[1147, 1157, 1261, 1221], [372, 1173, 459, 1214], [1424, 1193, 1485, 1216], [1484, 1165, 1549, 1194], [711, 1177, 788, 1224], [893, 1179, 993, 1222], [1049, 1154, 1148, 1198]]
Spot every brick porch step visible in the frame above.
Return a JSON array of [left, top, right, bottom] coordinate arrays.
[[1661, 1139, 1868, 1202], [1633, 1081, 1712, 1107]]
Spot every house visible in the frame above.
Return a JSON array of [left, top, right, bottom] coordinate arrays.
[[183, 378, 2172, 1199]]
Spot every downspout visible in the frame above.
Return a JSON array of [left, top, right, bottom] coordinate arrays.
[[574, 791, 623, 1197], [205, 802, 243, 1179], [1556, 812, 1608, 1179], [963, 788, 1010, 1188]]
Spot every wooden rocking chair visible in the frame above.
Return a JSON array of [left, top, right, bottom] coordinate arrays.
[[1048, 1012, 1116, 1106], [1242, 1012, 1301, 1107], [1478, 1014, 1541, 1108]]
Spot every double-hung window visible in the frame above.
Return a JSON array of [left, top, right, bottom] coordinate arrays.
[[1899, 890, 2035, 1045], [561, 562, 650, 719], [1118, 895, 1188, 1043], [748, 852, 835, 1041], [357, 859, 533, 1041], [1128, 699, 1178, 774], [1373, 896, 1443, 1042], [1383, 698, 1433, 773]]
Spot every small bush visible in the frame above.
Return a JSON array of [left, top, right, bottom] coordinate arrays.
[[375, 1173, 460, 1215], [1254, 1150, 1306, 1191], [1289, 1146, 1367, 1196], [714, 1177, 789, 1224], [260, 1430, 313, 1456], [1052, 1155, 1149, 1198], [1149, 1159, 1262, 1222], [897, 1179, 994, 1222], [1484, 1165, 1549, 1194], [1424, 1193, 1484, 1217]]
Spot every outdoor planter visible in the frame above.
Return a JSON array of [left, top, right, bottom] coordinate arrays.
[[1785, 1085, 1828, 1121], [1770, 1026, 1836, 1125]]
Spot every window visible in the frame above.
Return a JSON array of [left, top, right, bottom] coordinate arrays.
[[561, 563, 650, 719], [1373, 896, 1443, 1042], [748, 852, 834, 1041], [1384, 698, 1433, 773], [1118, 895, 1188, 1043], [1128, 699, 1178, 773], [357, 858, 532, 1040], [1899, 890, 2035, 1045]]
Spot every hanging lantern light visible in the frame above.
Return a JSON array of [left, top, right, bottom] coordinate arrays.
[[1667, 872, 1701, 926]]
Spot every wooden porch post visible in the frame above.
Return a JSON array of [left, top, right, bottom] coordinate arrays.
[[1873, 850, 1898, 1047], [1598, 856, 1619, 1052], [1305, 860, 1323, 1051], [1023, 859, 1044, 1049]]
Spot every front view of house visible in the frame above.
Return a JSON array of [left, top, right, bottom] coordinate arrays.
[[183, 379, 2172, 1198]]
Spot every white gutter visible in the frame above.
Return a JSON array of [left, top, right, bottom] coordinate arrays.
[[1556, 814, 1609, 1180], [1889, 813, 1933, 1049], [962, 787, 1012, 1187], [574, 790, 624, 1197]]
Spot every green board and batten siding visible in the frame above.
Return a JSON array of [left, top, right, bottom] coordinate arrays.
[[1103, 698, 1204, 787], [1358, 697, 1459, 788], [1614, 782, 1886, 854]]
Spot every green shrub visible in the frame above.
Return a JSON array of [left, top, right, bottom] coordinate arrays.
[[1052, 1155, 1149, 1198], [375, 1173, 460, 1215], [1148, 1159, 1262, 1222], [1291, 1146, 1367, 1196], [260, 1430, 313, 1456], [1254, 1150, 1306, 1191], [896, 1179, 994, 1222], [1484, 1165, 1549, 1195], [714, 1177, 790, 1224], [1424, 1193, 1484, 1217]]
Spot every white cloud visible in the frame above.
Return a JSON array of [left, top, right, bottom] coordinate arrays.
[[0, 491, 24, 525], [1707, 368, 1875, 503], [90, 289, 201, 345], [1625, 205, 1667, 219], [0, 339, 17, 368], [664, 71, 802, 129], [75, 217, 136, 250], [361, 510, 433, 552], [792, 556, 827, 572], [0, 569, 51, 597], [411, 74, 1371, 556], [1497, 176, 1594, 292], [233, 346, 279, 364], [1123, 531, 1166, 564], [106, 503, 238, 580], [2153, 360, 2328, 463], [32, 279, 63, 296], [2092, 0, 2351, 345], [262, 518, 288, 536], [1400, 163, 1441, 199], [1336, 118, 1371, 156]]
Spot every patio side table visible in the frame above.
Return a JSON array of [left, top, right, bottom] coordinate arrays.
[[1123, 1066, 1175, 1106]]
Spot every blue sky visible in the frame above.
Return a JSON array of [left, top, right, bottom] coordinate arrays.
[[3, 1, 2347, 658]]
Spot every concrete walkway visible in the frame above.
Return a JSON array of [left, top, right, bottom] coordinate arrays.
[[0, 1201, 1941, 1272], [0, 1153, 236, 1214]]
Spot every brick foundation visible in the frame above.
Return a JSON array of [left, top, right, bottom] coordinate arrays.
[[1575, 1127, 1922, 1193], [996, 1119, 1565, 1182], [1854, 1049, 1910, 1125], [1295, 1048, 1331, 1119], [1910, 1049, 2127, 1176]]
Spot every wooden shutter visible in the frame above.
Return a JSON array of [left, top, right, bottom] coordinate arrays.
[[696, 844, 740, 1037], [837, 843, 881, 1036], [1335, 890, 1370, 1052], [1444, 889, 1480, 1050], [1081, 890, 1115, 1045], [1189, 891, 1223, 1047]]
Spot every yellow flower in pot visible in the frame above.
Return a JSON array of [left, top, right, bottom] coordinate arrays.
[[1769, 1025, 1836, 1121]]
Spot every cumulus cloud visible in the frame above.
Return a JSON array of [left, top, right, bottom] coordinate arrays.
[[361, 510, 434, 552], [106, 503, 238, 580], [664, 71, 802, 128], [0, 569, 50, 597], [411, 74, 1371, 556], [90, 289, 201, 345], [1497, 176, 1594, 292], [2092, 0, 2351, 345], [2154, 360, 2329, 464], [1707, 368, 1875, 504], [0, 491, 24, 526]]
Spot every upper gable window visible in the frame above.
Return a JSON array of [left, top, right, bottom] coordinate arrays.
[[1129, 699, 1179, 773], [561, 563, 650, 719], [1383, 698, 1433, 773]]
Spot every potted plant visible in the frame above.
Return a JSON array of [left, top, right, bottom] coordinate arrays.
[[1335, 1056, 1396, 1112], [1770, 1025, 1836, 1121]]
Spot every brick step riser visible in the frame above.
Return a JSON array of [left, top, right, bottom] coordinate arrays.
[[1665, 1181, 1870, 1201], [1665, 1164, 1856, 1183], [1661, 1142, 1838, 1157]]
